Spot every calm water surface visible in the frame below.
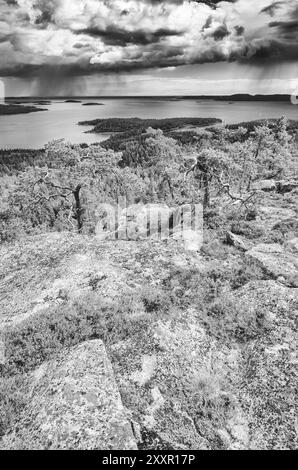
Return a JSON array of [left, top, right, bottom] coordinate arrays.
[[0, 98, 297, 149]]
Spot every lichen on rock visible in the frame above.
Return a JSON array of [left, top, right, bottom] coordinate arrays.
[[0, 340, 137, 450]]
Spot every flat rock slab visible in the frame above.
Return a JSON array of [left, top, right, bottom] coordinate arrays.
[[246, 244, 298, 287], [232, 281, 297, 449], [226, 231, 250, 252], [0, 232, 200, 331], [251, 180, 276, 192], [0, 340, 137, 450], [257, 206, 297, 230]]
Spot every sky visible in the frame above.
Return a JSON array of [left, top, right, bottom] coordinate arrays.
[[1, 0, 298, 96]]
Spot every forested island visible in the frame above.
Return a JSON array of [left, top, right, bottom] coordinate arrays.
[[195, 94, 293, 102], [0, 104, 48, 115], [227, 118, 298, 134], [79, 116, 221, 133], [82, 102, 104, 106], [6, 100, 51, 106]]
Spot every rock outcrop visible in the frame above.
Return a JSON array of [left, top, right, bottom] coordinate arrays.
[[226, 231, 250, 251], [0, 340, 137, 450], [246, 243, 298, 287], [257, 206, 296, 230], [251, 180, 276, 192], [1, 229, 296, 450], [232, 281, 297, 450], [250, 179, 298, 194]]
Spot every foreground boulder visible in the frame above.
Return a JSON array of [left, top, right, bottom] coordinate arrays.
[[0, 340, 137, 450], [246, 244, 298, 287], [226, 231, 250, 252], [232, 281, 297, 450]]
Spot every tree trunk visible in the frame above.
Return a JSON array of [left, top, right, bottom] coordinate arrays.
[[203, 173, 210, 208], [73, 184, 83, 232], [166, 175, 174, 200]]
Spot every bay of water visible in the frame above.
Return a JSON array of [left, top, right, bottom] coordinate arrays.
[[0, 98, 297, 149]]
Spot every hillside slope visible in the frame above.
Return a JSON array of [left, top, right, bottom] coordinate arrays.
[[0, 205, 297, 449]]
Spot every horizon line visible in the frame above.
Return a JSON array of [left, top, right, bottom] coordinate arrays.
[[4, 93, 293, 100]]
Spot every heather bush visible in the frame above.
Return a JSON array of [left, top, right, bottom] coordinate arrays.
[[202, 294, 273, 343], [230, 221, 265, 240], [0, 375, 29, 438], [1, 286, 173, 377]]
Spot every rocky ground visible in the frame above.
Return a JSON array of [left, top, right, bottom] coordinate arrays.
[[0, 190, 297, 450]]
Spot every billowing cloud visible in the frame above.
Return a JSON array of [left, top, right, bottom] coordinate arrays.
[[0, 0, 297, 78], [260, 1, 286, 17]]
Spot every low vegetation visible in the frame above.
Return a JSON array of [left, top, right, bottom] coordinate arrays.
[[0, 115, 297, 449]]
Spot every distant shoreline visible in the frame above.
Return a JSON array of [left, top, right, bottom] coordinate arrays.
[[4, 94, 294, 102]]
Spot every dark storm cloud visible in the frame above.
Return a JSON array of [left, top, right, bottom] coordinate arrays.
[[260, 1, 286, 17], [75, 26, 183, 46], [245, 39, 298, 62], [210, 24, 230, 40], [197, 0, 236, 6], [235, 25, 245, 36], [270, 20, 298, 33], [202, 16, 212, 31], [0, 0, 297, 78], [32, 0, 57, 25], [269, 5, 298, 36], [145, 0, 236, 4], [73, 42, 91, 49], [3, 0, 18, 5]]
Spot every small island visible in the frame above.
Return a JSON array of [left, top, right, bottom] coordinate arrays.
[[32, 100, 52, 106], [0, 104, 48, 115], [65, 99, 82, 103], [82, 102, 104, 106]]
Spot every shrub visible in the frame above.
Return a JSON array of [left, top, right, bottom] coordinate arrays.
[[230, 221, 264, 240], [0, 375, 28, 438], [272, 218, 298, 235], [3, 301, 105, 375], [164, 258, 267, 310], [2, 287, 172, 376], [140, 286, 173, 313], [202, 294, 272, 342], [201, 237, 235, 260], [0, 212, 27, 243], [203, 208, 225, 229]]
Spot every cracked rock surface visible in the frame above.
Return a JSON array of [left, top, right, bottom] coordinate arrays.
[[0, 340, 137, 450]]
